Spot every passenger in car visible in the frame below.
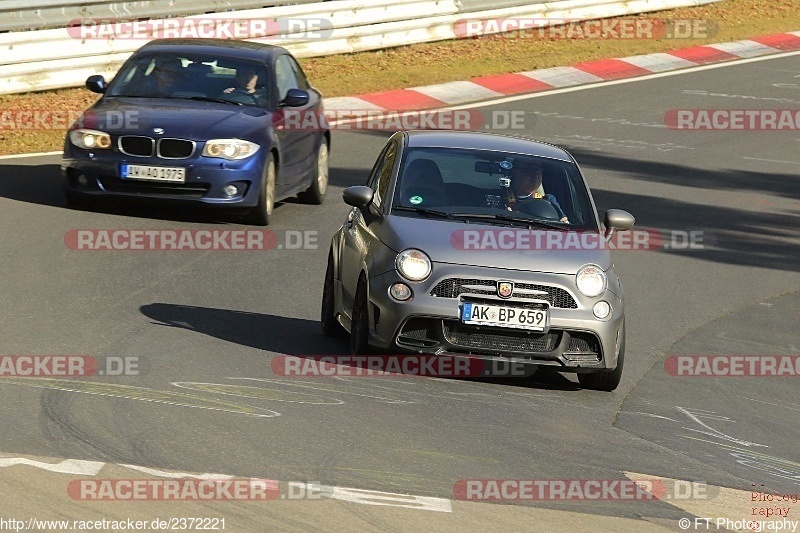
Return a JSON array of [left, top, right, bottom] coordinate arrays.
[[139, 57, 185, 97], [507, 160, 570, 223]]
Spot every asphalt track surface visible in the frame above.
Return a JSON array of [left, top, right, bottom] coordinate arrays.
[[0, 53, 798, 531]]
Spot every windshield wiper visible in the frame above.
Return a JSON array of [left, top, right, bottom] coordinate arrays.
[[393, 207, 568, 229], [443, 212, 567, 230], [106, 95, 239, 105], [172, 96, 243, 106], [490, 213, 568, 230], [393, 206, 453, 218]]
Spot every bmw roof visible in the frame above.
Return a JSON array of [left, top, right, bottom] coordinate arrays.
[[136, 38, 289, 62]]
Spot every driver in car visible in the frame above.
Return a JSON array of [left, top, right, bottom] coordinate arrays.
[[222, 69, 266, 105], [506, 159, 570, 223]]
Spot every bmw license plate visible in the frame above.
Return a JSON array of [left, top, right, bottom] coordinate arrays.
[[461, 302, 549, 331], [121, 164, 185, 183]]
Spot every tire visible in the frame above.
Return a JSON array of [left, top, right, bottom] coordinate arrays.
[[321, 251, 345, 337], [578, 325, 625, 392], [246, 153, 276, 226], [298, 139, 329, 205], [350, 276, 370, 355]]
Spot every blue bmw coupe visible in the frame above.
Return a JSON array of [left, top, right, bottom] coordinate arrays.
[[62, 38, 330, 225]]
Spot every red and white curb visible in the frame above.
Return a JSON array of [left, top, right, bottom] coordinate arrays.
[[324, 31, 800, 113]]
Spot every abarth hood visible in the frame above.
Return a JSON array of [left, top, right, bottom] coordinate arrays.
[[377, 215, 612, 275]]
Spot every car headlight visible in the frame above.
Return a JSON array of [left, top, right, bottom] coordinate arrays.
[[576, 264, 606, 297], [396, 249, 432, 281], [69, 129, 111, 150], [202, 139, 260, 160]]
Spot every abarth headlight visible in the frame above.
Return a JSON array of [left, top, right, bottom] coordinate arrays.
[[69, 129, 111, 150], [202, 139, 260, 160], [396, 249, 432, 281], [576, 264, 606, 297]]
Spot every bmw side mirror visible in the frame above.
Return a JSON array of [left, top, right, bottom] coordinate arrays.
[[281, 88, 309, 108], [86, 75, 107, 94], [603, 209, 635, 239]]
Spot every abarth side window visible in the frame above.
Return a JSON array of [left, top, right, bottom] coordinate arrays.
[[366, 141, 398, 210], [366, 145, 390, 188], [373, 142, 397, 210]]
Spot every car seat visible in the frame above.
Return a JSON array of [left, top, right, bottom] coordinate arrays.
[[399, 158, 448, 208]]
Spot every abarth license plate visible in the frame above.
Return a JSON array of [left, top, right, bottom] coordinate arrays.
[[461, 302, 549, 331]]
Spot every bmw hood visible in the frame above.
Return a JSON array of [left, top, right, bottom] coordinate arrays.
[[378, 215, 612, 275], [78, 98, 271, 140]]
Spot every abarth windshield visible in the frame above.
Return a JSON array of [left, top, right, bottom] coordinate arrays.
[[392, 147, 599, 231]]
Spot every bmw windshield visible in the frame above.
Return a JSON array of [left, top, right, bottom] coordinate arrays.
[[106, 53, 269, 108]]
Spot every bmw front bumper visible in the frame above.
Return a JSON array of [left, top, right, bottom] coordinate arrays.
[[61, 145, 265, 207]]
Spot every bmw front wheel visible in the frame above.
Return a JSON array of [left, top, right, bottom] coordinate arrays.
[[246, 153, 276, 226], [298, 139, 328, 205]]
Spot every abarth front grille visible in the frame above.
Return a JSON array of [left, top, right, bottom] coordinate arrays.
[[431, 278, 577, 308]]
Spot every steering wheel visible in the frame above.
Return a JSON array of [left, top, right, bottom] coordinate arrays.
[[514, 197, 560, 220], [224, 88, 260, 105]]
